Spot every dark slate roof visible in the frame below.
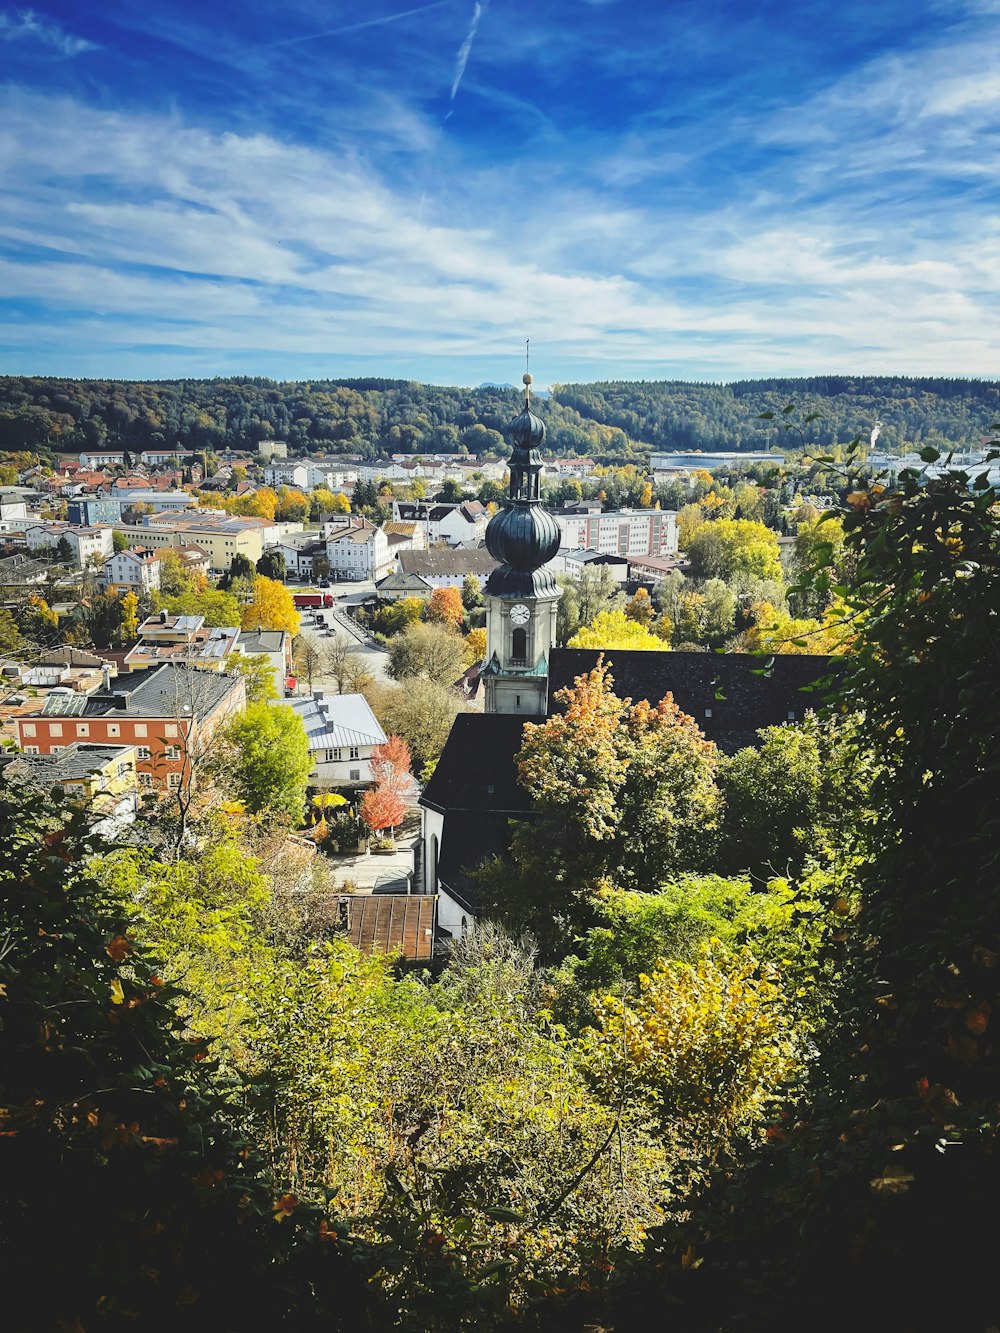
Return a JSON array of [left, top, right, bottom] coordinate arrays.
[[5, 742, 136, 784], [420, 713, 533, 815], [81, 663, 240, 720], [420, 714, 537, 914], [548, 648, 835, 755]]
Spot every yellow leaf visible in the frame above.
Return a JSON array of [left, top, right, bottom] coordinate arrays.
[[110, 979, 125, 1005]]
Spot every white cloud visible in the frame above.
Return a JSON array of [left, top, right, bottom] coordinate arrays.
[[0, 8, 97, 56], [3, 82, 1000, 380]]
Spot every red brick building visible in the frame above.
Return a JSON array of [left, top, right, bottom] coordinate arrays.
[[15, 663, 245, 794]]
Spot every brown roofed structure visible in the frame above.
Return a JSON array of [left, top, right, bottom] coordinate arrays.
[[336, 894, 437, 961]]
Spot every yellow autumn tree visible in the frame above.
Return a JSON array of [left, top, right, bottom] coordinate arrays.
[[568, 608, 668, 652], [463, 627, 487, 665], [241, 575, 301, 637], [120, 590, 140, 642]]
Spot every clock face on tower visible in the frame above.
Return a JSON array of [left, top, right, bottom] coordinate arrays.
[[509, 603, 530, 626]]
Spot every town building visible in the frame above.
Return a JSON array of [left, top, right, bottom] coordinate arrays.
[[102, 547, 162, 594], [122, 613, 240, 673], [325, 518, 391, 581], [113, 513, 284, 571], [14, 662, 245, 793], [78, 450, 129, 470], [262, 462, 310, 489], [555, 505, 678, 558], [394, 547, 498, 591], [650, 451, 784, 476], [274, 691, 387, 789], [24, 522, 115, 567], [391, 500, 488, 546], [2, 742, 140, 831]]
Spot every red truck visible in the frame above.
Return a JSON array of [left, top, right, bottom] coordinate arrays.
[[293, 591, 335, 609]]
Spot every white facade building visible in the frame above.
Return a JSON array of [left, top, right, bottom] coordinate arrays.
[[262, 462, 310, 489], [25, 523, 115, 566], [325, 519, 391, 580], [274, 691, 387, 788], [555, 507, 678, 558], [102, 548, 162, 593]]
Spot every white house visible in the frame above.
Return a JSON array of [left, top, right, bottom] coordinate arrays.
[[274, 691, 387, 788], [78, 450, 129, 469], [102, 547, 162, 593], [391, 501, 488, 546], [25, 523, 115, 566], [275, 535, 329, 578], [262, 462, 310, 489], [325, 518, 391, 581]]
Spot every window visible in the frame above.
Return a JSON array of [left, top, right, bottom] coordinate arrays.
[[167, 773, 182, 789], [511, 626, 527, 665], [134, 723, 147, 738], [349, 746, 360, 760], [787, 711, 796, 721], [23, 745, 39, 755], [51, 745, 63, 753], [136, 746, 151, 760], [117, 762, 130, 777], [164, 723, 178, 738], [107, 723, 119, 737], [349, 768, 360, 781], [49, 723, 63, 737], [22, 723, 36, 738], [76, 723, 89, 737], [704, 708, 712, 719], [164, 745, 181, 760], [138, 773, 153, 789]]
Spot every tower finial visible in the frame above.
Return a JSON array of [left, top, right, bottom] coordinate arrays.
[[522, 339, 532, 404]]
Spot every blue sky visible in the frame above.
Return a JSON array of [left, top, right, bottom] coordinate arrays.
[[1, 0, 999, 384]]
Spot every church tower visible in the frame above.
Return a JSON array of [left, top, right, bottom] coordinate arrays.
[[481, 373, 562, 716]]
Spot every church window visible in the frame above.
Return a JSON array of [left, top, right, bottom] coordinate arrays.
[[511, 626, 527, 664]]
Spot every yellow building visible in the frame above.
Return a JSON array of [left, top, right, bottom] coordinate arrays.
[[3, 742, 140, 823]]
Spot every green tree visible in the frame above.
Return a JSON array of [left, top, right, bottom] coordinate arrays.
[[461, 572, 483, 610], [219, 702, 312, 818], [227, 651, 279, 702], [370, 677, 463, 778], [158, 587, 242, 628], [257, 548, 286, 581], [111, 529, 129, 553]]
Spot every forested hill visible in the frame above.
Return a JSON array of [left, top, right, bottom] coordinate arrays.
[[2, 373, 998, 462]]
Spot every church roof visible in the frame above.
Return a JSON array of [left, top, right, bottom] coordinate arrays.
[[548, 648, 836, 755]]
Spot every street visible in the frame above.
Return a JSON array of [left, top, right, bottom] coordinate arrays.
[[286, 576, 391, 693]]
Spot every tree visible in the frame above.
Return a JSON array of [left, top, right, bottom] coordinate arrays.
[[370, 734, 412, 793], [568, 608, 668, 651], [157, 548, 202, 597], [227, 651, 279, 703], [54, 534, 74, 565], [158, 587, 242, 628], [624, 587, 654, 626], [219, 702, 312, 818], [481, 662, 721, 952], [0, 608, 24, 654], [461, 573, 483, 610], [556, 565, 622, 644], [425, 585, 465, 629], [370, 678, 463, 778], [687, 518, 782, 582], [322, 636, 368, 694], [371, 596, 424, 636], [120, 589, 140, 642], [241, 576, 301, 637], [463, 627, 487, 665], [359, 784, 406, 836], [0, 786, 372, 1331], [111, 529, 129, 553], [275, 486, 309, 523], [257, 549, 286, 581], [387, 620, 465, 685], [438, 478, 465, 503], [292, 636, 322, 692], [222, 552, 255, 588]]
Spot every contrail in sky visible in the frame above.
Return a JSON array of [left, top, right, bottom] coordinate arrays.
[[267, 1, 454, 49], [449, 0, 483, 101]]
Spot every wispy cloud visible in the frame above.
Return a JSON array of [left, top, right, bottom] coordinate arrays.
[[0, 8, 97, 56], [265, 1, 456, 50]]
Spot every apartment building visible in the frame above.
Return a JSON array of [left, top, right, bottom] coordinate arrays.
[[555, 506, 679, 558]]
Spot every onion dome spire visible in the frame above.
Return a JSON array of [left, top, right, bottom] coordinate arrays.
[[484, 369, 561, 597]]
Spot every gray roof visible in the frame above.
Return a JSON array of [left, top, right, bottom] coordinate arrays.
[[274, 692, 387, 752], [80, 663, 241, 720], [398, 548, 499, 578], [237, 629, 287, 654], [6, 742, 137, 784]]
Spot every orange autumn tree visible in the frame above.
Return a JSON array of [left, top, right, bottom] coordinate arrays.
[[360, 784, 406, 835], [360, 736, 411, 837], [425, 585, 464, 630]]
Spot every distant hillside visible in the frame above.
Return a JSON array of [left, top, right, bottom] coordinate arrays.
[[1, 374, 997, 462]]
